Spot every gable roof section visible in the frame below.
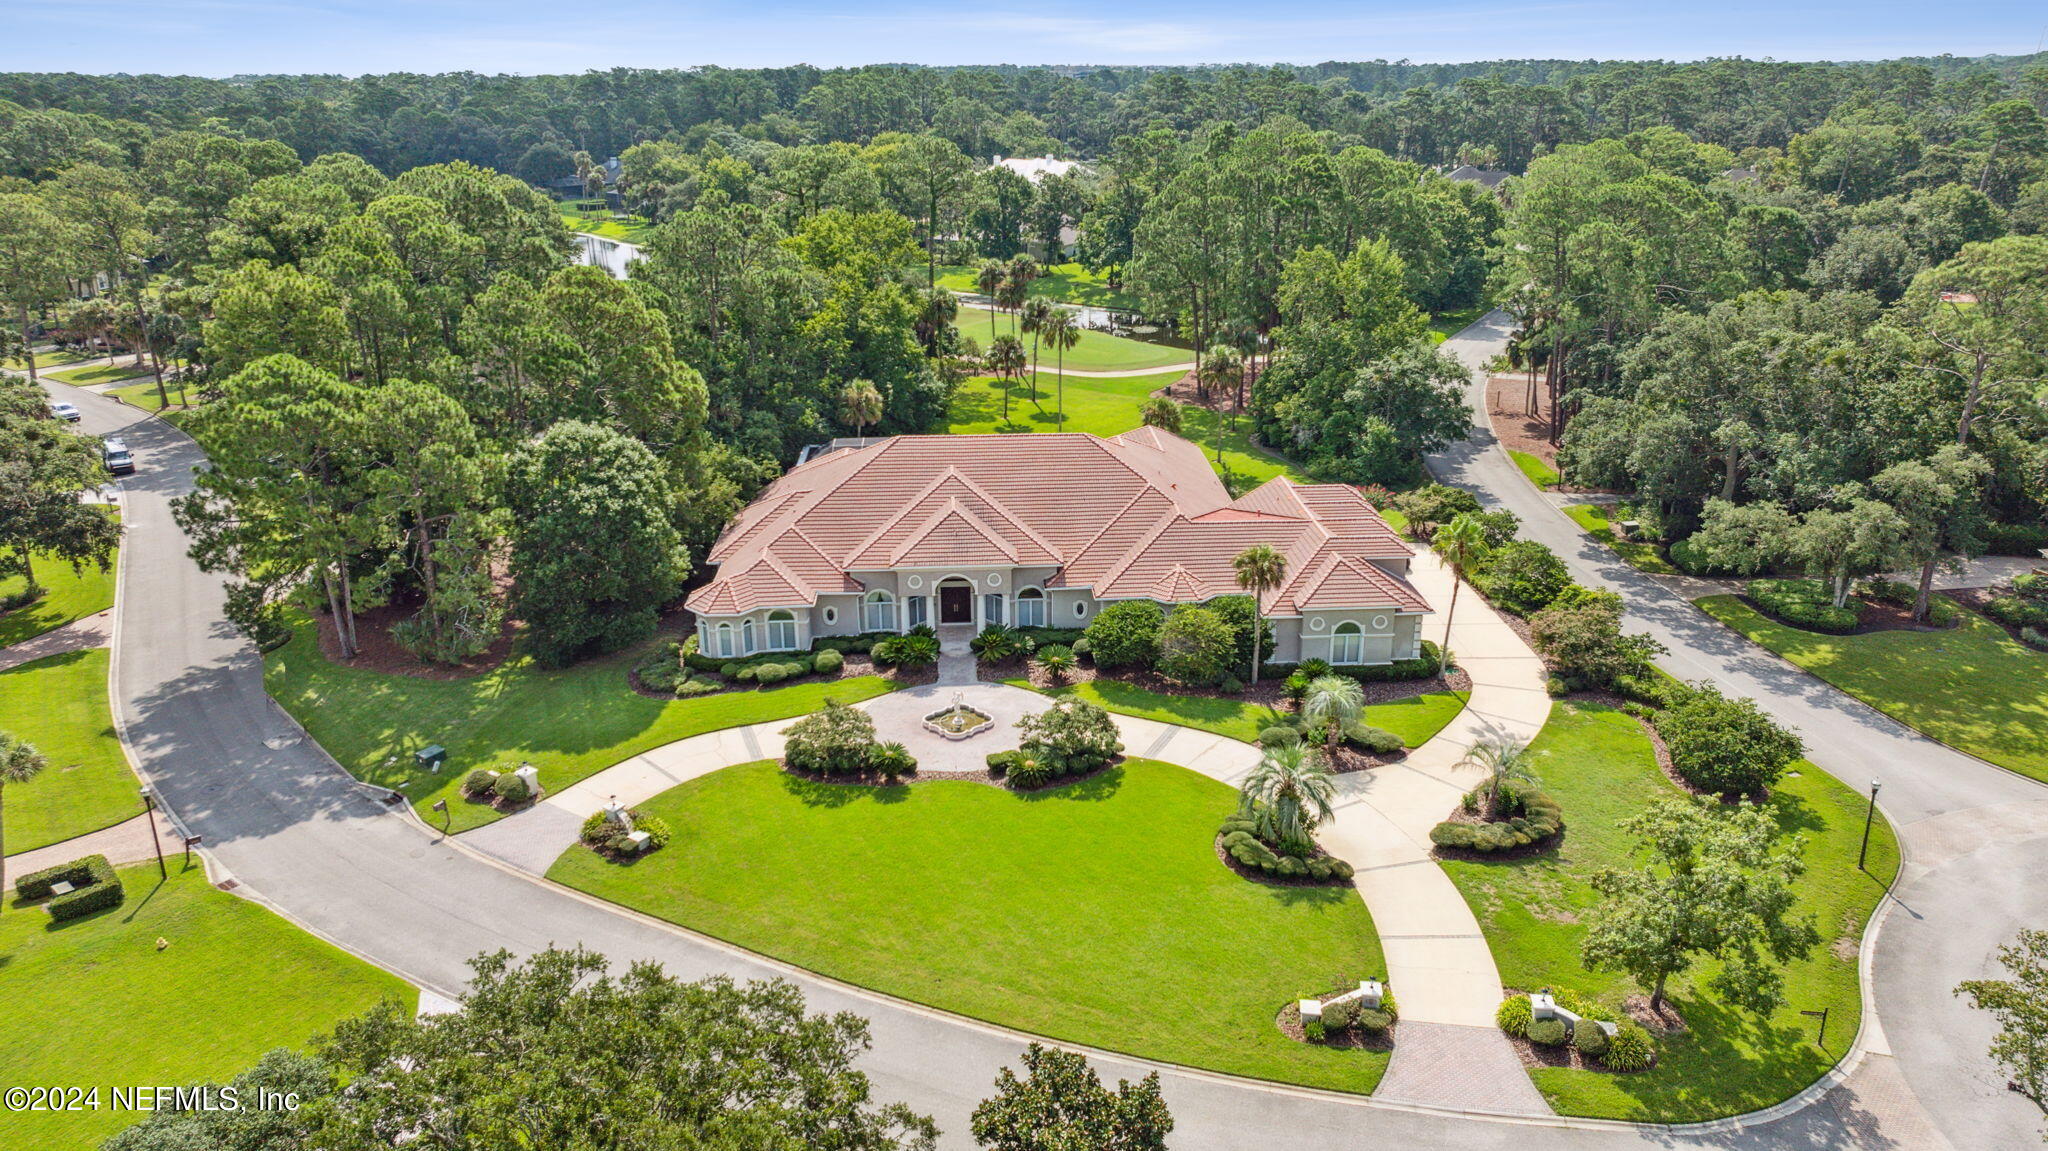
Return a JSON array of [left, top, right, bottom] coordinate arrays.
[[1282, 554, 1430, 614]]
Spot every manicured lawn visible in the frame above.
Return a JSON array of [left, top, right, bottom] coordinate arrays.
[[1428, 306, 1486, 344], [1510, 449, 1559, 490], [1439, 701, 1898, 1121], [0, 649, 141, 853], [1007, 676, 1467, 748], [1697, 596, 2048, 784], [551, 758, 1390, 1093], [954, 305, 1191, 372], [934, 262, 1142, 311], [557, 199, 654, 243], [46, 362, 150, 386], [0, 545, 114, 648], [263, 615, 900, 832], [106, 377, 202, 417], [945, 370, 1298, 494], [2, 348, 89, 371], [1563, 503, 1678, 575], [0, 862, 413, 1151]]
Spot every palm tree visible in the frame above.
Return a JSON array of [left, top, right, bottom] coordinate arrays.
[[0, 732, 49, 906], [974, 258, 1005, 346], [915, 288, 957, 357], [1431, 513, 1491, 679], [838, 378, 883, 438], [1232, 544, 1286, 685], [1042, 309, 1080, 427], [1139, 396, 1183, 433], [1001, 254, 1039, 335], [1302, 675, 1365, 751], [1198, 343, 1243, 408], [1238, 742, 1338, 853], [1457, 736, 1539, 818], [987, 334, 1026, 423]]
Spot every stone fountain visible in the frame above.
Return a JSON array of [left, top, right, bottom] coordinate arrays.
[[921, 691, 996, 740]]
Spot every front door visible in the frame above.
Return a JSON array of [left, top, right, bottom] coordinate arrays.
[[938, 582, 973, 623]]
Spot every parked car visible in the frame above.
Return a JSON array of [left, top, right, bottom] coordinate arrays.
[[103, 436, 134, 476], [49, 400, 81, 422]]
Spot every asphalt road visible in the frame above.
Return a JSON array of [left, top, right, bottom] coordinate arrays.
[[36, 351, 2048, 1148]]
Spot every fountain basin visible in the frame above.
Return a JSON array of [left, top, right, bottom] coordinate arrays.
[[922, 702, 996, 740]]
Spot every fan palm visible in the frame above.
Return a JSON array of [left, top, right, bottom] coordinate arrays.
[[1432, 513, 1491, 679], [987, 335, 1027, 422], [1198, 343, 1243, 407], [915, 288, 957, 356], [1232, 544, 1286, 684], [974, 259, 1005, 346], [1301, 675, 1365, 751], [1020, 299, 1055, 411], [837, 379, 883, 438], [0, 732, 50, 906], [1238, 742, 1338, 853], [1457, 736, 1539, 818], [1041, 309, 1080, 427]]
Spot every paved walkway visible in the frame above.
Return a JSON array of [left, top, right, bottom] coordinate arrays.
[[5, 809, 185, 875], [0, 609, 113, 671]]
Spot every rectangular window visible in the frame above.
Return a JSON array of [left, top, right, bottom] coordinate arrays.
[[983, 594, 1004, 626], [907, 596, 928, 629], [1331, 632, 1363, 664], [742, 619, 756, 655], [767, 617, 797, 650], [1014, 594, 1046, 628]]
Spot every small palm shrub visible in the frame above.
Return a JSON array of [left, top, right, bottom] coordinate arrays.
[[868, 741, 917, 779], [1034, 644, 1076, 682], [1005, 755, 1054, 789], [971, 624, 1023, 662], [871, 634, 940, 668], [1283, 670, 1312, 703], [1298, 658, 1332, 678], [1601, 1023, 1657, 1071], [1495, 994, 1533, 1038]]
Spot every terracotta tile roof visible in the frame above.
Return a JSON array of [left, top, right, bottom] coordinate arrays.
[[686, 431, 1429, 618]]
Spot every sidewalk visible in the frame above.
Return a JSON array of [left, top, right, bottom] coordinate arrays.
[[5, 809, 185, 875], [0, 609, 113, 672]]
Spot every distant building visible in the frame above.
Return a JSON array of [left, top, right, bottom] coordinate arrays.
[[1444, 165, 1512, 189], [993, 155, 1082, 183], [1723, 167, 1760, 184]]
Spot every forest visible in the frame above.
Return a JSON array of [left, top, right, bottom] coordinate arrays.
[[1, 51, 2043, 669]]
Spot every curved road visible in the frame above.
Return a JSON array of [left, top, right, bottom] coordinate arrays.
[[38, 334, 2046, 1147]]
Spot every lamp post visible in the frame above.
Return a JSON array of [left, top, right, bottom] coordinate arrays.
[[139, 786, 166, 880], [1858, 779, 1882, 872]]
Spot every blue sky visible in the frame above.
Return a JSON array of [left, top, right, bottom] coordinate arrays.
[[6, 1, 2045, 76]]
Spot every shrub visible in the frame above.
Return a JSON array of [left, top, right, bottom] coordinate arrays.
[[1353, 1007, 1393, 1034], [734, 665, 758, 683], [1320, 999, 1357, 1031], [1748, 579, 1861, 634], [1546, 675, 1571, 697], [1428, 783, 1562, 852], [868, 741, 918, 779], [634, 641, 687, 692], [2024, 626, 2048, 650], [1495, 994, 1533, 1038], [1601, 1024, 1656, 1071], [753, 662, 789, 685], [1471, 508, 1520, 549], [871, 634, 939, 668], [1277, 855, 1308, 878], [1393, 484, 1481, 532], [1476, 540, 1571, 616], [1527, 1018, 1569, 1048], [2015, 573, 2048, 602], [1156, 605, 1237, 686], [1006, 756, 1055, 788], [1861, 579, 1960, 626], [1984, 594, 2048, 630], [1303, 1019, 1326, 1043], [675, 677, 722, 697], [1203, 594, 1273, 678], [1071, 637, 1091, 659], [580, 809, 628, 849], [985, 749, 1021, 776], [1298, 658, 1332, 679], [493, 773, 532, 805], [461, 769, 497, 797], [633, 814, 673, 850], [1327, 858, 1354, 880], [1612, 671, 1688, 710], [813, 648, 844, 674], [19, 854, 125, 921], [1083, 600, 1165, 669], [784, 701, 878, 776], [1669, 536, 1740, 577], [1983, 521, 2048, 556], [1219, 675, 1245, 694], [971, 624, 1023, 661], [1258, 726, 1301, 749], [1574, 1022, 1612, 1060], [1344, 723, 1405, 755], [1017, 699, 1123, 776], [1655, 683, 1803, 796], [1034, 644, 1076, 681], [1282, 671, 1312, 703], [1017, 626, 1085, 646], [1529, 600, 1663, 688]]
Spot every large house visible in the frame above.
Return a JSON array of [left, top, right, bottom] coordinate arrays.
[[686, 429, 1433, 667]]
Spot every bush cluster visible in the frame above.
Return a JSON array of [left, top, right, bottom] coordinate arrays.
[[1155, 605, 1238, 686], [1983, 592, 2048, 631], [1016, 699, 1122, 778], [1668, 536, 1741, 577], [1264, 641, 1441, 687], [493, 772, 532, 805], [1530, 599, 1663, 689], [634, 641, 688, 692], [1654, 682, 1803, 796], [870, 634, 939, 668], [1428, 782, 1562, 852], [1474, 540, 1572, 616], [1983, 522, 2048, 556], [578, 807, 671, 854], [1217, 815, 1356, 882], [1526, 1018, 1569, 1048], [2023, 626, 2048, 649], [809, 631, 898, 656], [784, 701, 915, 777], [461, 769, 497, 798], [1342, 721, 1405, 755], [16, 854, 124, 921], [1083, 600, 1165, 669], [1748, 579, 1861, 634], [1391, 484, 1481, 534]]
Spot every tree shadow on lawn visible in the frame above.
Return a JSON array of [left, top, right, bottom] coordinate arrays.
[[778, 772, 913, 810], [1012, 765, 1124, 804], [1581, 989, 1833, 1116]]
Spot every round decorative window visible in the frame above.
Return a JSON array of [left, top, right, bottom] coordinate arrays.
[[1074, 601, 1087, 618], [906, 575, 923, 590], [1308, 616, 1325, 632], [1372, 615, 1389, 630], [987, 573, 1002, 587], [822, 607, 837, 624]]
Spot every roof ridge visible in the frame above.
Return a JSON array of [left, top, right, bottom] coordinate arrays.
[[936, 467, 1066, 561], [838, 461, 961, 565], [888, 497, 1019, 566], [1093, 507, 1184, 591]]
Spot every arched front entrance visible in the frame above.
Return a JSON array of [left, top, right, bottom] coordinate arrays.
[[937, 578, 975, 624]]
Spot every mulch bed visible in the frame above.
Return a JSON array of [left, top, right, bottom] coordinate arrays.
[[1944, 587, 2048, 647], [781, 757, 1120, 793], [988, 658, 1469, 723], [626, 652, 935, 700], [314, 597, 520, 680], [1498, 988, 1668, 1074], [1740, 593, 1960, 638], [1483, 374, 1620, 495], [1274, 992, 1396, 1051], [1213, 832, 1356, 887]]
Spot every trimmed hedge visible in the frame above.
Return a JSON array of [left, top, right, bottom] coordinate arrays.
[[1527, 1018, 1568, 1048], [1218, 816, 1355, 883], [1429, 782, 1562, 852], [1261, 641, 1441, 685], [1748, 579, 1861, 634], [1344, 722, 1404, 755], [16, 854, 124, 921]]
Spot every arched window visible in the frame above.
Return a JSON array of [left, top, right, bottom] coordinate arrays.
[[1331, 621, 1364, 665], [863, 590, 895, 632], [741, 617, 756, 655], [715, 622, 734, 659], [1014, 586, 1047, 628], [767, 609, 797, 650]]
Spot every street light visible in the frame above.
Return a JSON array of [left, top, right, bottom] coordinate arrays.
[[139, 786, 166, 881], [1858, 779, 1883, 872]]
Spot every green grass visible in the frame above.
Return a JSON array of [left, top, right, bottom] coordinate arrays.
[[0, 862, 413, 1151], [0, 649, 141, 853], [1697, 595, 2048, 784], [2, 348, 89, 371], [551, 758, 1389, 1093], [1428, 306, 1486, 344], [557, 199, 655, 243], [46, 362, 151, 386], [0, 547, 114, 649], [934, 262, 1142, 311], [1439, 701, 1898, 1121], [1005, 676, 1467, 748], [954, 305, 1191, 372], [1510, 449, 1560, 490], [945, 370, 1298, 493], [106, 377, 202, 416], [1563, 504, 1679, 576], [262, 615, 900, 832]]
